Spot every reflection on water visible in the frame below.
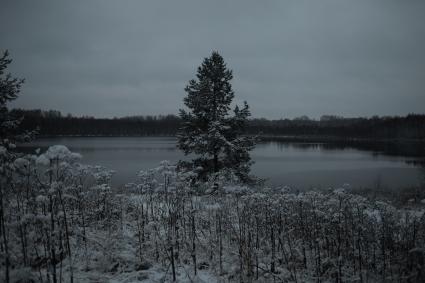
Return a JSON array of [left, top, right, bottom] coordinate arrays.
[[266, 140, 425, 158], [19, 137, 424, 190], [418, 163, 425, 187], [252, 140, 423, 190]]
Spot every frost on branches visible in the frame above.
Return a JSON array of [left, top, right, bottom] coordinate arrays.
[[2, 148, 425, 282], [177, 51, 256, 184]]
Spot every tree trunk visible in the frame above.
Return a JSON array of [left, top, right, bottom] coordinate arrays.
[[170, 245, 176, 282], [192, 211, 197, 276], [213, 153, 218, 173], [0, 188, 10, 283]]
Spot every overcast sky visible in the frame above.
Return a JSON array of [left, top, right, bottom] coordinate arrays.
[[1, 0, 425, 119]]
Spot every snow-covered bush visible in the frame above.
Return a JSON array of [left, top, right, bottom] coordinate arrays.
[[2, 151, 425, 282]]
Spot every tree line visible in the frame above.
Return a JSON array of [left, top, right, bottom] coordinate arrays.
[[11, 108, 425, 140], [251, 114, 425, 140], [11, 109, 180, 136]]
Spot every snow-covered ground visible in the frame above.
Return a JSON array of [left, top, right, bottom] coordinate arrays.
[[1, 145, 425, 282]]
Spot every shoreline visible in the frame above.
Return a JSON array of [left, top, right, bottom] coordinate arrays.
[[29, 134, 425, 144]]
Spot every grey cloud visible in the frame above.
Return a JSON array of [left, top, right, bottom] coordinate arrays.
[[1, 0, 424, 118]]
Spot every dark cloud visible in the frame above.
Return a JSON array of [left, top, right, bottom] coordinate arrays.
[[1, 0, 424, 118]]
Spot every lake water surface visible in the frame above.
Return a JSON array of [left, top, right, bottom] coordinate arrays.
[[20, 137, 425, 190]]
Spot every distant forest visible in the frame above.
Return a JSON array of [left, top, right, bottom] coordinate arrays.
[[11, 109, 425, 140]]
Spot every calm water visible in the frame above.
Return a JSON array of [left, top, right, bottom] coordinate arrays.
[[20, 137, 425, 190]]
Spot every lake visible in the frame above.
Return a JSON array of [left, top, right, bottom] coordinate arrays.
[[19, 137, 425, 190]]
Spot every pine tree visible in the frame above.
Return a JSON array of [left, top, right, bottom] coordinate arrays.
[[0, 50, 28, 283], [0, 50, 28, 145], [177, 51, 255, 182]]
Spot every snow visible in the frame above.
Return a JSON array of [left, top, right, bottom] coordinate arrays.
[[35, 195, 48, 203], [2, 145, 425, 283], [36, 154, 50, 166], [14, 157, 29, 168], [42, 145, 82, 161]]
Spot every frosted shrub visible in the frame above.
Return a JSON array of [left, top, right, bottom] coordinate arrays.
[[2, 152, 425, 282], [0, 145, 120, 283]]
